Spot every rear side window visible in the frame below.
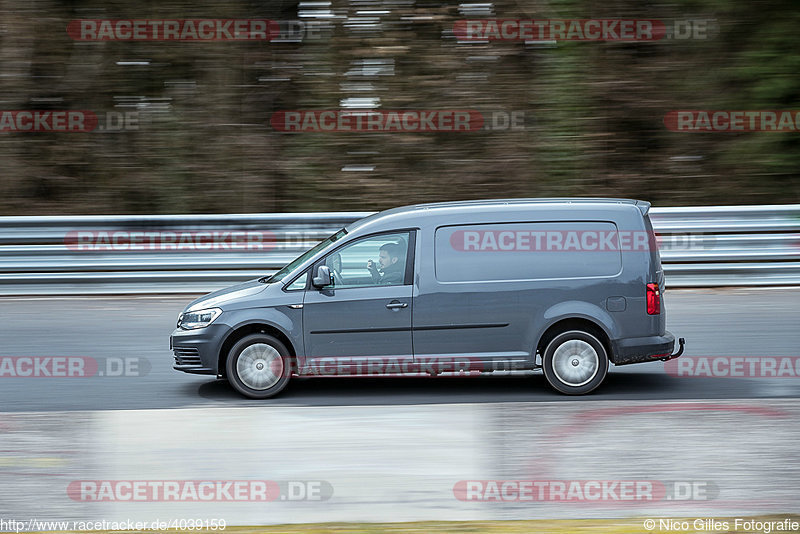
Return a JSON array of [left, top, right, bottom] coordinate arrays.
[[435, 222, 624, 282]]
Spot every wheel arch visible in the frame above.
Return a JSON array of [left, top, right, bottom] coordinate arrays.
[[536, 317, 613, 363], [218, 322, 296, 378]]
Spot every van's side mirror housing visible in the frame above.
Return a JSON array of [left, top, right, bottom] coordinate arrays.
[[312, 265, 333, 288]]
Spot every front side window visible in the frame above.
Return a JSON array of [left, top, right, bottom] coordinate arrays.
[[322, 232, 411, 288]]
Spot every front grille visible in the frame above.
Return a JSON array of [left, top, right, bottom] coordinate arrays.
[[173, 346, 202, 366]]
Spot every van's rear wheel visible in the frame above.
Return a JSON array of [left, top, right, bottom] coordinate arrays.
[[542, 330, 608, 395], [226, 334, 292, 399]]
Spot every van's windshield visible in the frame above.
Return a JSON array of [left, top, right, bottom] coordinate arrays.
[[259, 229, 348, 284]]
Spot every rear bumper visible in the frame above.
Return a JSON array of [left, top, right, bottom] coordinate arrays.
[[611, 331, 677, 365]]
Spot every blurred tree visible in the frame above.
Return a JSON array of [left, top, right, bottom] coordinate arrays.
[[0, 0, 797, 214]]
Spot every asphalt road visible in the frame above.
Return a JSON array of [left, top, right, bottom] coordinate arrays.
[[0, 288, 798, 412], [1, 288, 799, 524]]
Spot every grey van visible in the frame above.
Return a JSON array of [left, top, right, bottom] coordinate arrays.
[[171, 198, 684, 397]]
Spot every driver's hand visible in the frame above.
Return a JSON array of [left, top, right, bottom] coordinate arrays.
[[367, 259, 376, 270]]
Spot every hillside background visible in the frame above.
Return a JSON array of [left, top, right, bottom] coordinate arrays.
[[1, 0, 798, 214]]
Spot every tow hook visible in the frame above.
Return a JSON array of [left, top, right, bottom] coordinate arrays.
[[660, 337, 685, 362]]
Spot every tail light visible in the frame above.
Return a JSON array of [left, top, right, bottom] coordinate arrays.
[[646, 283, 661, 315]]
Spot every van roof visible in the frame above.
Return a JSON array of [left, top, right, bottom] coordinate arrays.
[[407, 198, 648, 211], [347, 198, 651, 233]]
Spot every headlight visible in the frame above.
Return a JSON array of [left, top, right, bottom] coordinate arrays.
[[178, 308, 222, 330]]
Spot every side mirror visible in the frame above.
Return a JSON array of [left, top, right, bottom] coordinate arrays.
[[312, 265, 333, 288]]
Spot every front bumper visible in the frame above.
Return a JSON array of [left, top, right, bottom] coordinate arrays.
[[170, 323, 229, 375], [611, 331, 683, 366]]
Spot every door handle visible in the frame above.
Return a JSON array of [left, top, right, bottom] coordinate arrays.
[[386, 301, 408, 309]]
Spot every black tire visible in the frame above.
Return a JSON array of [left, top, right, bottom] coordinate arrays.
[[542, 330, 608, 395], [226, 333, 292, 399]]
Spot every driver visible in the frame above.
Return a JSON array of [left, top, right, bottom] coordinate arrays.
[[367, 242, 405, 285]]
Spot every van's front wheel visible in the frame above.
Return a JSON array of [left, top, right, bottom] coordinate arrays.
[[543, 330, 608, 395], [226, 334, 292, 399]]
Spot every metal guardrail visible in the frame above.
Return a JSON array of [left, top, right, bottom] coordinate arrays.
[[0, 205, 798, 294], [649, 204, 800, 287]]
